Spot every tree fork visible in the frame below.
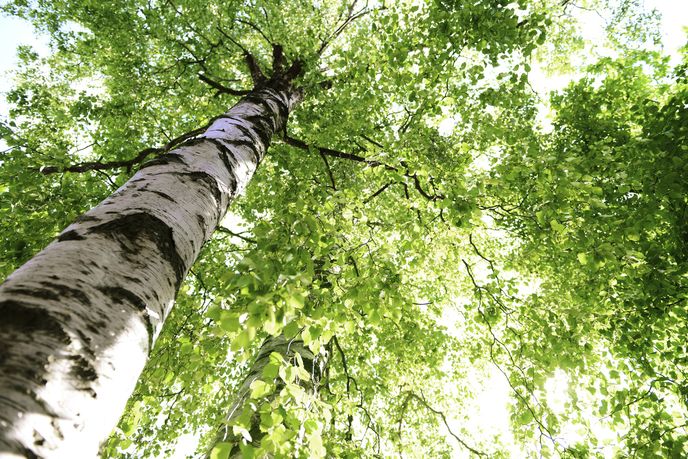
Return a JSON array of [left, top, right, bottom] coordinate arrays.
[[0, 50, 303, 459]]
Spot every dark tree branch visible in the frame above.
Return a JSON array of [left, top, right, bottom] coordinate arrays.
[[319, 150, 336, 190], [236, 17, 273, 46], [40, 124, 207, 175], [317, 1, 372, 56], [271, 44, 285, 73], [244, 52, 268, 86], [331, 335, 355, 440], [216, 25, 250, 55], [360, 134, 384, 149], [283, 135, 444, 202], [405, 391, 486, 457], [363, 182, 392, 204], [282, 58, 304, 83], [198, 73, 251, 97], [215, 226, 257, 244], [283, 135, 388, 169]]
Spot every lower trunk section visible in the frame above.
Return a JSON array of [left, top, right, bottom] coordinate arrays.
[[0, 85, 295, 458]]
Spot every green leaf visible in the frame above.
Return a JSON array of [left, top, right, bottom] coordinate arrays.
[[283, 320, 301, 339], [220, 313, 240, 333], [550, 219, 564, 232], [239, 443, 256, 459], [262, 362, 279, 380], [210, 443, 232, 459], [250, 379, 273, 399]]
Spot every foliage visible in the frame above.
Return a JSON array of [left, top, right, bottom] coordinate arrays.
[[1, 0, 686, 457]]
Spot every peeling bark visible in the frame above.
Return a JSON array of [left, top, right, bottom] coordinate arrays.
[[0, 82, 299, 458]]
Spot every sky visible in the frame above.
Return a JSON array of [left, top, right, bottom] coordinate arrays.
[[0, 1, 686, 458]]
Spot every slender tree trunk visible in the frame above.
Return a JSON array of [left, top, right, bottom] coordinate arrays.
[[0, 75, 300, 458], [208, 335, 327, 458]]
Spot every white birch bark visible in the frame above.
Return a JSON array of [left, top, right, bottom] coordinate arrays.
[[0, 84, 299, 459]]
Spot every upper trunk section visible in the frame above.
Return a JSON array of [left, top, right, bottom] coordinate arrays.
[[0, 75, 300, 459]]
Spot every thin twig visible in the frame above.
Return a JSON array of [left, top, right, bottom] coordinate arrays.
[[235, 17, 273, 45], [406, 391, 486, 457]]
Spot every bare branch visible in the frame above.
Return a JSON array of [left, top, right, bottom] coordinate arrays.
[[282, 135, 388, 169], [272, 44, 285, 73], [282, 135, 444, 201], [318, 3, 372, 56]]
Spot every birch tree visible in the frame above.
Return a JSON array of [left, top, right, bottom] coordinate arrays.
[[0, 48, 303, 457]]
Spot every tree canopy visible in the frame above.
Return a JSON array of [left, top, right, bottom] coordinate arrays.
[[1, 0, 687, 457]]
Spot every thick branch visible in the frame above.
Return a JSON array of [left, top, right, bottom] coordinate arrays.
[[272, 44, 285, 73], [244, 52, 267, 87], [363, 182, 392, 203], [319, 150, 336, 190]]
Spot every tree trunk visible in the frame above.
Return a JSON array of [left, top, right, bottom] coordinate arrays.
[[0, 81, 299, 458], [208, 335, 327, 459]]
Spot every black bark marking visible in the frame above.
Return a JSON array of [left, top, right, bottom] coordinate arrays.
[[74, 214, 101, 224], [177, 137, 207, 149], [68, 355, 98, 383], [241, 94, 276, 120], [75, 329, 95, 358], [243, 114, 273, 151], [0, 300, 70, 345], [247, 90, 289, 126], [21, 447, 39, 459], [169, 171, 222, 204], [87, 213, 186, 288], [57, 230, 85, 242], [139, 153, 187, 170], [122, 274, 144, 285], [229, 123, 264, 163], [146, 189, 176, 202], [219, 138, 261, 167], [3, 287, 60, 302], [97, 286, 147, 311], [41, 282, 92, 306], [97, 285, 154, 348], [196, 214, 208, 233], [202, 140, 244, 194]]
